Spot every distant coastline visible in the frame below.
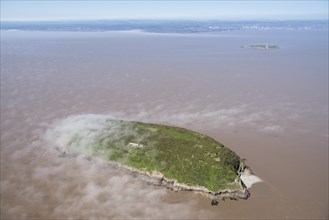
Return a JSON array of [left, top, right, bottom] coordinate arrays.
[[1, 20, 327, 34]]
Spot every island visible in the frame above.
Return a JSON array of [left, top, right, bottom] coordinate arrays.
[[241, 44, 280, 49], [50, 115, 259, 203]]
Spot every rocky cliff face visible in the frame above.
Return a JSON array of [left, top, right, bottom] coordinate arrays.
[[123, 164, 250, 201], [48, 115, 255, 203]]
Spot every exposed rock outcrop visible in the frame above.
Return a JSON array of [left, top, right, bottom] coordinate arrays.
[[211, 199, 219, 206], [60, 151, 252, 203], [121, 164, 251, 201]]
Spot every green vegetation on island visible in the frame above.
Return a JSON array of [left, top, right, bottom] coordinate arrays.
[[53, 116, 246, 193]]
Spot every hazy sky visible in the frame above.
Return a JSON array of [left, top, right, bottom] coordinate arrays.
[[1, 1, 328, 21]]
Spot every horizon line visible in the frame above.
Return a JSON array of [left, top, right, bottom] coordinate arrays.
[[1, 18, 328, 22]]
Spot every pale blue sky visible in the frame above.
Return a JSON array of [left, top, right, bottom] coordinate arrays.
[[1, 1, 328, 21]]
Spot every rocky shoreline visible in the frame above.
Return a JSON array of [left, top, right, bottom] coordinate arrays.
[[119, 163, 251, 202], [60, 152, 251, 203]]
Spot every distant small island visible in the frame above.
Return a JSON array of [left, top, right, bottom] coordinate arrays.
[[241, 44, 280, 50], [47, 115, 261, 203]]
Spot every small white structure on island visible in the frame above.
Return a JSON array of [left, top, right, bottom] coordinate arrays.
[[128, 142, 146, 148]]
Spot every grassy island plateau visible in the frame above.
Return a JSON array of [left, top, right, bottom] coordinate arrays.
[[45, 115, 258, 201]]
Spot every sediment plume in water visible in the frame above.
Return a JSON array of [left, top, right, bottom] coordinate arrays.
[[1, 29, 328, 219]]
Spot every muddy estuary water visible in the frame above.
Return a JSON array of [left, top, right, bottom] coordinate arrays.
[[1, 29, 328, 219]]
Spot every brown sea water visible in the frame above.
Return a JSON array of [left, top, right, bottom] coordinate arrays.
[[1, 29, 328, 219]]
